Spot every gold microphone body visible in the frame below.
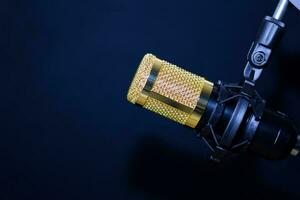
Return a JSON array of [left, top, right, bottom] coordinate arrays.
[[127, 54, 213, 128]]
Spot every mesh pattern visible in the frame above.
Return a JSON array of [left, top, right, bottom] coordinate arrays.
[[127, 54, 211, 126], [143, 97, 189, 124], [152, 60, 205, 109], [127, 54, 156, 104]]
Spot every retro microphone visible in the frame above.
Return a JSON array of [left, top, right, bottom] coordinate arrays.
[[127, 0, 300, 161]]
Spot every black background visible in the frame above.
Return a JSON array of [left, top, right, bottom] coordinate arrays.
[[1, 0, 300, 199]]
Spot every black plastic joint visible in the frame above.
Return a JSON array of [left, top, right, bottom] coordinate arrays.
[[247, 16, 285, 69]]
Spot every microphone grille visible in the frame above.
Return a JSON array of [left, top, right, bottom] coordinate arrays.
[[127, 54, 156, 104], [127, 54, 213, 128]]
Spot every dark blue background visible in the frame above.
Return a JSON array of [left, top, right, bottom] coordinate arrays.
[[1, 0, 300, 199]]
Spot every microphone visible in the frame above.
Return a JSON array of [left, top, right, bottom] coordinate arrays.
[[127, 54, 299, 161], [127, 0, 300, 162]]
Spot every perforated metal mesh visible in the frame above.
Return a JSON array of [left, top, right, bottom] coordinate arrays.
[[127, 54, 212, 127], [143, 97, 189, 124], [127, 54, 156, 104], [152, 60, 205, 109]]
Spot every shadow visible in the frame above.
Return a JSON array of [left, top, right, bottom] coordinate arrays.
[[127, 136, 295, 200], [266, 52, 300, 124], [277, 53, 300, 88]]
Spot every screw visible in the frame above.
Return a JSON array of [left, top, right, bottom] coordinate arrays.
[[252, 51, 266, 66]]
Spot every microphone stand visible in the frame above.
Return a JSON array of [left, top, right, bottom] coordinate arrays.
[[243, 0, 288, 83], [201, 0, 300, 162]]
